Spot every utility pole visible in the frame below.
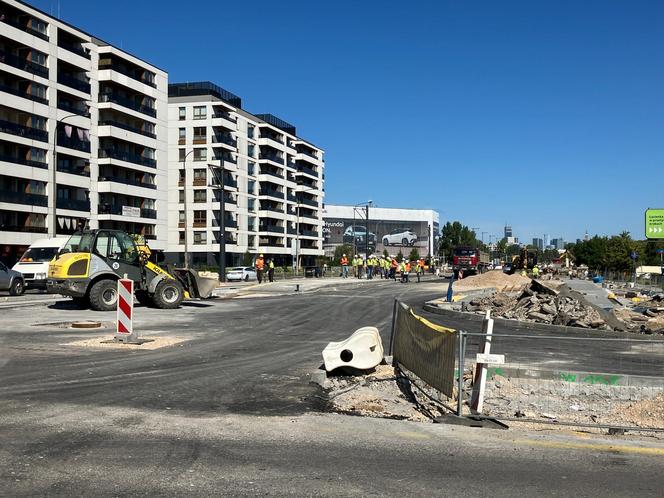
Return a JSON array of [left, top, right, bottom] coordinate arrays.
[[181, 150, 194, 268], [365, 203, 369, 262], [208, 162, 226, 282]]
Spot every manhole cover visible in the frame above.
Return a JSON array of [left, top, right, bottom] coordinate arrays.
[[71, 321, 102, 329]]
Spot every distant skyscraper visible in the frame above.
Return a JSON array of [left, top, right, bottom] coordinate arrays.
[[551, 238, 565, 250], [544, 234, 550, 248], [584, 230, 590, 242], [532, 238, 544, 250], [504, 225, 513, 239]]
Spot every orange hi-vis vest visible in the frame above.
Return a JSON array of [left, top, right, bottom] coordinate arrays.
[[341, 257, 348, 266], [391, 258, 398, 268], [406, 262, 411, 272], [255, 258, 264, 270]]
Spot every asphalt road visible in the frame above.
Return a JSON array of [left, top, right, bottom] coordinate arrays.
[[0, 278, 663, 495]]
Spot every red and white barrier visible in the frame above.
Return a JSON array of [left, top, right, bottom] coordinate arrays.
[[116, 278, 133, 338], [470, 310, 494, 414]]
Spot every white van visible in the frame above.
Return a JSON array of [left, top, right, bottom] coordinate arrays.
[[12, 237, 69, 290]]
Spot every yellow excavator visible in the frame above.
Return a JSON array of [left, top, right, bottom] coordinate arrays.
[[47, 229, 217, 311]]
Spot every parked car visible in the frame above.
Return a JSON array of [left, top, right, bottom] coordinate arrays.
[[12, 237, 69, 289], [0, 261, 25, 295], [226, 267, 257, 282], [502, 263, 514, 275], [342, 226, 377, 250], [382, 228, 418, 246]]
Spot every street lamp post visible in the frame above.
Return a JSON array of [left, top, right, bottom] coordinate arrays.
[[352, 200, 373, 263], [208, 162, 226, 282], [181, 150, 195, 268], [50, 113, 86, 237]]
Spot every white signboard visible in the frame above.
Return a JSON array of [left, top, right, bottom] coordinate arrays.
[[476, 353, 505, 365], [122, 206, 140, 218]]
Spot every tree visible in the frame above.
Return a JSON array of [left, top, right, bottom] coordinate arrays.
[[396, 250, 403, 262], [383, 248, 389, 258], [408, 247, 420, 261], [333, 244, 353, 263]]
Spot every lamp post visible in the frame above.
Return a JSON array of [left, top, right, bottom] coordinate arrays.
[[181, 150, 194, 268], [208, 162, 226, 282], [352, 201, 373, 263], [295, 186, 319, 274], [50, 113, 87, 237]]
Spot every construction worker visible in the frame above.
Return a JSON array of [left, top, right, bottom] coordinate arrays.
[[366, 255, 373, 280], [532, 265, 540, 279], [355, 255, 363, 279], [390, 256, 398, 281], [340, 253, 349, 278], [417, 258, 425, 283], [268, 259, 275, 282], [255, 254, 265, 284], [405, 260, 411, 283]]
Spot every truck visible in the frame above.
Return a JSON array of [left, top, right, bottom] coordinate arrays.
[[452, 245, 490, 278], [47, 229, 217, 311]]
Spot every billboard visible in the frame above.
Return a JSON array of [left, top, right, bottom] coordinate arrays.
[[323, 218, 438, 256]]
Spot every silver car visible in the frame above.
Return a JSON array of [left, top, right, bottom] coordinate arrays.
[[0, 261, 25, 295], [226, 266, 257, 282]]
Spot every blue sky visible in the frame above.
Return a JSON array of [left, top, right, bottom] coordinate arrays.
[[31, 0, 664, 242]]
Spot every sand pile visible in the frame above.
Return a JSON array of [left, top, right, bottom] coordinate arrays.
[[454, 270, 531, 292]]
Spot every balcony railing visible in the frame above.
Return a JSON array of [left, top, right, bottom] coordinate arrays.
[[259, 205, 284, 214], [57, 72, 91, 94], [213, 218, 238, 229], [212, 112, 237, 123], [99, 120, 156, 139], [300, 212, 319, 220], [99, 92, 157, 117], [287, 193, 297, 202], [297, 165, 317, 177], [57, 198, 90, 211], [57, 134, 91, 153], [0, 224, 47, 234], [98, 204, 157, 219], [57, 100, 90, 117], [212, 134, 237, 147], [299, 196, 318, 207], [259, 169, 283, 180], [211, 176, 237, 189], [259, 188, 285, 199], [259, 225, 285, 234], [58, 163, 90, 177], [98, 149, 156, 168], [98, 175, 156, 190], [299, 229, 318, 237], [261, 134, 283, 144], [141, 208, 157, 219], [0, 189, 47, 206], [0, 119, 48, 142], [0, 153, 47, 169], [0, 82, 48, 104], [98, 61, 157, 88], [298, 149, 318, 159], [259, 154, 284, 165], [287, 226, 297, 235], [0, 50, 49, 78], [58, 40, 90, 59]]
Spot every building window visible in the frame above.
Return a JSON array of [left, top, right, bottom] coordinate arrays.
[[178, 211, 185, 226], [193, 148, 207, 161], [178, 128, 186, 144], [193, 190, 206, 203], [193, 106, 207, 120], [144, 122, 155, 136], [193, 231, 207, 245], [248, 180, 255, 195], [193, 210, 206, 224], [179, 231, 185, 244], [247, 161, 255, 176], [178, 148, 186, 162], [193, 169, 206, 182], [247, 144, 255, 157], [179, 107, 186, 120], [178, 190, 184, 203], [193, 127, 206, 143], [247, 125, 255, 139]]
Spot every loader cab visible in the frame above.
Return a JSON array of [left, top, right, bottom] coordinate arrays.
[[63, 230, 142, 281]]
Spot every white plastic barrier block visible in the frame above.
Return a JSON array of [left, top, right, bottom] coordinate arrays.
[[322, 326, 384, 372]]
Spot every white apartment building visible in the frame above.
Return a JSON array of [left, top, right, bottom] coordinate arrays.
[[0, 0, 167, 265], [168, 82, 325, 267]]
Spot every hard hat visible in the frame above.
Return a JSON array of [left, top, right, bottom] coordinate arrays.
[[259, 254, 263, 257], [343, 253, 346, 257]]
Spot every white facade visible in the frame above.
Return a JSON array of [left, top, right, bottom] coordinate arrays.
[[0, 0, 168, 264], [168, 82, 325, 267]]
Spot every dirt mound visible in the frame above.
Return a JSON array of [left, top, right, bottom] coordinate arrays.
[[612, 392, 664, 428], [455, 271, 531, 292]]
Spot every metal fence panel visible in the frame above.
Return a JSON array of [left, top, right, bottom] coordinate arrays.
[[392, 301, 457, 398]]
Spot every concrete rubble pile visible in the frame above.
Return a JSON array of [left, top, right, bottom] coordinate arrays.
[[462, 281, 607, 329], [612, 293, 664, 334]]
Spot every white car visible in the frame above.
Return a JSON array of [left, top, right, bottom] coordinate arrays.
[[13, 237, 69, 290], [382, 229, 418, 246], [226, 266, 257, 282]]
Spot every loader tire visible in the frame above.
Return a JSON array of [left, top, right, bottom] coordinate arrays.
[[152, 279, 184, 309], [89, 279, 117, 311]]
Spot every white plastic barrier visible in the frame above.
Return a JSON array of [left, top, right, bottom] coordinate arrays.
[[322, 326, 384, 371]]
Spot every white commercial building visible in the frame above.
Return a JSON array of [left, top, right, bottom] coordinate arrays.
[[0, 0, 168, 264], [167, 82, 325, 267], [323, 204, 440, 258]]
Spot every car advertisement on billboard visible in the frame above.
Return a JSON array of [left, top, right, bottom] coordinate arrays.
[[323, 218, 437, 255]]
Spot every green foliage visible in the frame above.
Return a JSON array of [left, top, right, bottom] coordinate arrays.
[[567, 232, 664, 271], [438, 221, 483, 262], [383, 248, 389, 258], [408, 247, 420, 261], [333, 244, 354, 263], [396, 250, 403, 262]]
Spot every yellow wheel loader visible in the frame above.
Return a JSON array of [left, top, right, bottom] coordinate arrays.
[[47, 229, 217, 311]]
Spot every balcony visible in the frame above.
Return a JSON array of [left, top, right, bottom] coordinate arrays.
[[0, 153, 47, 169], [287, 226, 297, 235], [212, 176, 237, 189], [98, 61, 157, 88], [0, 16, 48, 40], [297, 165, 317, 177], [300, 212, 319, 220], [259, 169, 283, 180], [259, 154, 284, 165], [99, 92, 157, 117], [261, 134, 283, 145], [99, 120, 156, 139], [0, 224, 47, 234], [259, 205, 284, 214], [58, 162, 90, 177], [141, 208, 157, 219], [212, 111, 237, 123], [57, 100, 90, 117], [58, 40, 90, 60], [299, 149, 318, 160], [98, 175, 156, 190], [0, 82, 48, 105], [212, 134, 237, 147], [57, 198, 90, 211], [0, 119, 48, 142], [299, 229, 318, 237], [213, 218, 238, 229], [57, 73, 91, 94], [259, 224, 285, 234], [0, 189, 47, 206], [259, 188, 284, 200], [99, 149, 156, 168], [57, 134, 91, 153], [98, 204, 156, 219], [0, 50, 49, 78], [299, 196, 318, 208]]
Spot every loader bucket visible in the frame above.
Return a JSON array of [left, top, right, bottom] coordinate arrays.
[[172, 268, 218, 299]]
